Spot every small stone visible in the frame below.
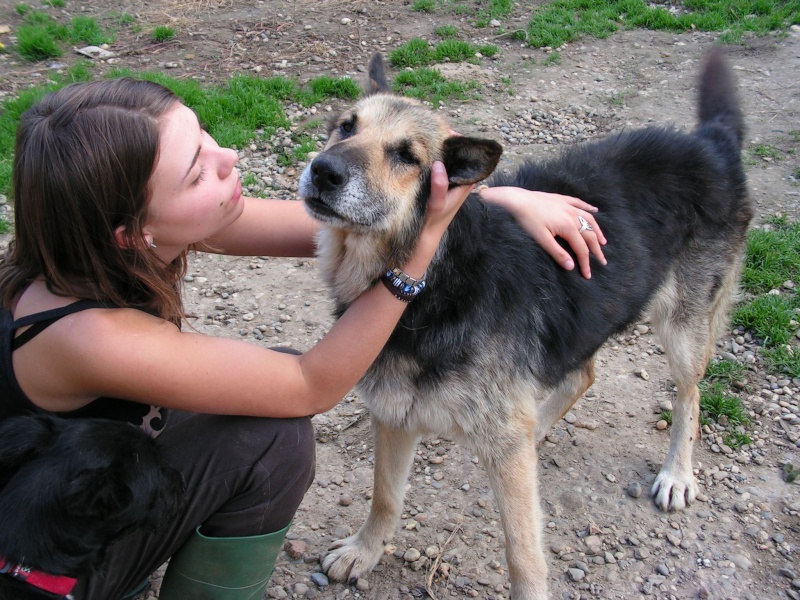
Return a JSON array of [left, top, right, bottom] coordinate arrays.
[[309, 572, 329, 587], [284, 539, 306, 559], [634, 547, 651, 560], [403, 548, 421, 562], [729, 553, 752, 570], [627, 482, 642, 498], [355, 578, 370, 592], [567, 567, 585, 581], [293, 583, 309, 595], [656, 420, 668, 430], [339, 495, 353, 506]]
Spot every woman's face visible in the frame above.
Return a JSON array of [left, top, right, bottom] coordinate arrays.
[[145, 103, 243, 256]]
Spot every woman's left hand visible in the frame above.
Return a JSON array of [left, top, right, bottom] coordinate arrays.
[[478, 185, 607, 279]]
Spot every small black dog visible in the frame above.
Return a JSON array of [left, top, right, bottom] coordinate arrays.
[[0, 415, 185, 599]]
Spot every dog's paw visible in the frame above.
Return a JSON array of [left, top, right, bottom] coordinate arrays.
[[322, 535, 383, 584], [651, 470, 698, 511]]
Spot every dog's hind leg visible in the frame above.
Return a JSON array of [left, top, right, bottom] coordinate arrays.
[[323, 417, 420, 583], [649, 269, 734, 511], [535, 358, 595, 444], [479, 424, 548, 600]]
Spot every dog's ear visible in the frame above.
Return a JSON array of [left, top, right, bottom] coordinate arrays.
[[442, 136, 503, 186], [366, 53, 391, 96], [0, 416, 58, 468]]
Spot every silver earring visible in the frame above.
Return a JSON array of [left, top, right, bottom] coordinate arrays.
[[150, 242, 157, 249]]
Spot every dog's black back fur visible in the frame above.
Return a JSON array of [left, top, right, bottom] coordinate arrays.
[[0, 415, 185, 598], [378, 49, 750, 388]]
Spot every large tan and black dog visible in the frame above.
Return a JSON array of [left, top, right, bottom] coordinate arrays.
[[299, 49, 751, 598]]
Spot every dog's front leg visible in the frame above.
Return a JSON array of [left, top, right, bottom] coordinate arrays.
[[480, 431, 549, 600], [651, 379, 701, 510], [323, 417, 420, 583]]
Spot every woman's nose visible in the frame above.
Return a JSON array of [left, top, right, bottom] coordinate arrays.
[[217, 147, 238, 178]]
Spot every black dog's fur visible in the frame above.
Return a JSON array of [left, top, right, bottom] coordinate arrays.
[[0, 415, 185, 599]]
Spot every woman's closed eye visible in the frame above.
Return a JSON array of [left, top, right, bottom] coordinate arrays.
[[191, 165, 207, 187]]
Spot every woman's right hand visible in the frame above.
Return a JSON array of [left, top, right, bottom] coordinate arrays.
[[400, 161, 473, 279]]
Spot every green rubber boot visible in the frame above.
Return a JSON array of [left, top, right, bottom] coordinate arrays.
[[158, 522, 291, 600]]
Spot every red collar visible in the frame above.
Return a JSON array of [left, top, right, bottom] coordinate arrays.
[[0, 556, 77, 597]]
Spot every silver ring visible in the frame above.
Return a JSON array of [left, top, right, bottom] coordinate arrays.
[[578, 215, 593, 233]]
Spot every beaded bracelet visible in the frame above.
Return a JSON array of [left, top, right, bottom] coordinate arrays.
[[381, 267, 427, 302]]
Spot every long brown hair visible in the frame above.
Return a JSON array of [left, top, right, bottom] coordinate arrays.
[[0, 78, 188, 324]]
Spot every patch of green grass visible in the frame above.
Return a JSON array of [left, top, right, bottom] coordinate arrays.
[[14, 9, 115, 61], [16, 24, 62, 60], [435, 25, 459, 38], [411, 0, 436, 12], [475, 0, 514, 27], [299, 76, 360, 106], [734, 294, 799, 347], [70, 16, 113, 46], [434, 39, 477, 62], [115, 13, 136, 27], [762, 345, 800, 378], [740, 219, 800, 293], [699, 359, 749, 426], [519, 0, 800, 48], [293, 134, 317, 162], [793, 166, 800, 180], [390, 38, 434, 68], [724, 431, 752, 449], [391, 38, 496, 68], [783, 463, 800, 483], [751, 143, 782, 160], [393, 67, 479, 107], [733, 218, 800, 377], [152, 26, 176, 43], [241, 172, 259, 187], [16, 4, 31, 16], [700, 380, 749, 425], [0, 217, 10, 234], [477, 44, 499, 57], [544, 50, 561, 65], [42, 0, 65, 6], [659, 410, 673, 425], [704, 358, 748, 387]]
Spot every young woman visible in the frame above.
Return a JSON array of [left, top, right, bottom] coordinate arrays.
[[0, 78, 605, 599]]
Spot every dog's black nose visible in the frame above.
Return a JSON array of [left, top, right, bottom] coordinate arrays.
[[311, 154, 349, 192]]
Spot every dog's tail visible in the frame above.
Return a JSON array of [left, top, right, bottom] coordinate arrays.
[[697, 47, 744, 148]]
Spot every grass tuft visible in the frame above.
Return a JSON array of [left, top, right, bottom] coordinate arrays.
[[521, 0, 800, 48]]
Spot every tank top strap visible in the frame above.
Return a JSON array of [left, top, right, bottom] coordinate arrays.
[[11, 300, 112, 351]]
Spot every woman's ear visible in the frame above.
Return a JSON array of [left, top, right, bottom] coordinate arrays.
[[114, 225, 153, 250]]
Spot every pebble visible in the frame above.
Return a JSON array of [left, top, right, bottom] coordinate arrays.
[[627, 482, 642, 498], [284, 539, 306, 559], [567, 567, 586, 581], [403, 548, 421, 562], [729, 554, 753, 570], [309, 573, 329, 587]]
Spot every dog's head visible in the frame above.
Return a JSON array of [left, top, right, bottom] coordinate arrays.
[[299, 53, 502, 241], [0, 415, 185, 577]]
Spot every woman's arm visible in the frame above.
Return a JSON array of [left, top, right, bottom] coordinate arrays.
[[205, 197, 319, 258], [479, 186, 607, 279], [48, 163, 472, 419]]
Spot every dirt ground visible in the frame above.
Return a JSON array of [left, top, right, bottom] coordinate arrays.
[[1, 1, 799, 599]]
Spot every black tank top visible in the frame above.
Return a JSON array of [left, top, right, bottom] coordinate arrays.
[[0, 300, 168, 437]]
